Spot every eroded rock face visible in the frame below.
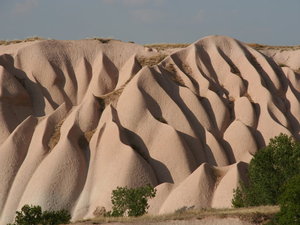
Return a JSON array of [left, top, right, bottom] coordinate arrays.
[[0, 36, 299, 223]]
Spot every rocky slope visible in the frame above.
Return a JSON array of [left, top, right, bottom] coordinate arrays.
[[0, 36, 299, 224]]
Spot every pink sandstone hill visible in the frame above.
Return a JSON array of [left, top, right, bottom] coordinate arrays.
[[0, 35, 299, 224]]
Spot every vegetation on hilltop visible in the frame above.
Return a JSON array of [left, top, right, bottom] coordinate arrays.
[[246, 43, 300, 51], [0, 37, 44, 45]]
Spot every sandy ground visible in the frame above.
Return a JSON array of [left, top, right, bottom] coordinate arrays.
[[72, 217, 254, 225]]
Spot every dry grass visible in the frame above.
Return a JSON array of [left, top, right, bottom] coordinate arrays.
[[144, 43, 190, 51], [137, 54, 167, 67], [0, 36, 44, 46], [164, 62, 176, 73], [94, 87, 125, 111], [102, 88, 124, 106], [77, 205, 279, 224], [247, 43, 300, 51], [84, 129, 96, 142], [78, 129, 96, 149], [146, 42, 300, 52], [48, 120, 64, 150], [163, 62, 185, 87], [181, 63, 193, 75]]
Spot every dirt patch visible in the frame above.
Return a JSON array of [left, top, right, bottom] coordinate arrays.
[[72, 217, 254, 225], [72, 206, 278, 225]]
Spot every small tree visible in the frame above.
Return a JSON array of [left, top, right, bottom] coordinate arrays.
[[106, 184, 156, 217], [232, 134, 300, 207], [9, 205, 71, 225]]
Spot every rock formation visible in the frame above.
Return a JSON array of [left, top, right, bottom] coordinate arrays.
[[0, 36, 299, 224]]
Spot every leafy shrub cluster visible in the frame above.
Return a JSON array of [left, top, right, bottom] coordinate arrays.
[[106, 184, 156, 217], [273, 174, 300, 225], [232, 134, 300, 224], [9, 204, 71, 225], [232, 134, 300, 207]]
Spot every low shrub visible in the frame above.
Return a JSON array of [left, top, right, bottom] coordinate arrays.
[[9, 204, 71, 225], [106, 184, 156, 217]]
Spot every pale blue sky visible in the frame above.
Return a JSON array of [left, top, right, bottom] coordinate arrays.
[[0, 0, 299, 45]]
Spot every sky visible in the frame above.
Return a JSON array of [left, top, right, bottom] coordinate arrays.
[[0, 0, 299, 45]]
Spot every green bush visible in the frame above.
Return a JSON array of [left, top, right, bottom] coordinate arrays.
[[232, 182, 247, 208], [40, 209, 71, 225], [9, 205, 43, 225], [232, 134, 300, 207], [106, 184, 156, 217], [9, 204, 71, 225], [273, 174, 300, 225]]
